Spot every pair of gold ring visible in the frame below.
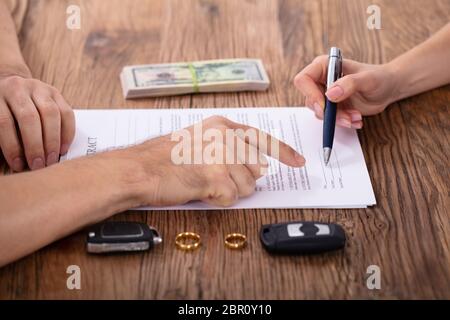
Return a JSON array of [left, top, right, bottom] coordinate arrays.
[[175, 232, 247, 251]]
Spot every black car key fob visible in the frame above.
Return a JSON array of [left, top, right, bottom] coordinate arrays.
[[86, 221, 162, 254], [260, 221, 346, 254]]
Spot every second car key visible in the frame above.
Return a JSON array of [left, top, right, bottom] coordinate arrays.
[[260, 221, 346, 254]]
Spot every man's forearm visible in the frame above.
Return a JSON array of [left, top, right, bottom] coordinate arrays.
[[0, 150, 148, 266], [0, 1, 31, 77], [388, 23, 450, 101]]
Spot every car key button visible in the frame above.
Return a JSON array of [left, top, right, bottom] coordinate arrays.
[[315, 224, 331, 235], [299, 223, 320, 236], [287, 223, 304, 237]]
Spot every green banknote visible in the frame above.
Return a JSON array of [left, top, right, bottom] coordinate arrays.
[[132, 59, 267, 87]]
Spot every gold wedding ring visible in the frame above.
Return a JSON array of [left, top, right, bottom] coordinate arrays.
[[225, 233, 247, 250], [175, 232, 201, 251]]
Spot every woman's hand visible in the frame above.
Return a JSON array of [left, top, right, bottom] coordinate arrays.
[[294, 56, 400, 129], [0, 75, 75, 172], [126, 115, 306, 208]]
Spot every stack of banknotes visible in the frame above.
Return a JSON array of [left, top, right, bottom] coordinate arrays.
[[120, 58, 270, 99]]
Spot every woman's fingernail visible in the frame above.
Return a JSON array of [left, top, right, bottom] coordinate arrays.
[[337, 119, 352, 128], [313, 104, 321, 114], [31, 157, 45, 170], [12, 157, 25, 172], [352, 122, 363, 129], [47, 152, 59, 166], [61, 144, 69, 155], [350, 113, 362, 121], [314, 103, 324, 117], [295, 153, 306, 166], [326, 86, 344, 101]]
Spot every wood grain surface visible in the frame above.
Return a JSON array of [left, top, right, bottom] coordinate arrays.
[[0, 0, 449, 299]]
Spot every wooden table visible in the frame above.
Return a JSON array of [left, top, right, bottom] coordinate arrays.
[[0, 0, 449, 299]]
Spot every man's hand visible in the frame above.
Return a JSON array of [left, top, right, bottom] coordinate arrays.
[[126, 115, 306, 208], [0, 75, 75, 171], [294, 56, 400, 129]]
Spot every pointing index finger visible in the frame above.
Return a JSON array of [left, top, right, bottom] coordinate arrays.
[[224, 118, 305, 167]]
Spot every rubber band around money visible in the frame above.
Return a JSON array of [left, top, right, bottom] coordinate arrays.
[[188, 63, 200, 93]]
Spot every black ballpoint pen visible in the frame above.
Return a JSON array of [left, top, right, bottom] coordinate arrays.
[[323, 47, 343, 165]]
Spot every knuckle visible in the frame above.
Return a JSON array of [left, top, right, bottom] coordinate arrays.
[[6, 76, 26, 89], [29, 79, 46, 88], [28, 79, 39, 86], [25, 145, 44, 158], [38, 101, 59, 118], [209, 164, 229, 177], [8, 90, 28, 105], [4, 145, 22, 159], [47, 85, 59, 94], [49, 87, 63, 99], [220, 185, 238, 207], [16, 108, 39, 124], [60, 106, 75, 119], [0, 113, 14, 129], [205, 115, 227, 125], [45, 137, 60, 149]]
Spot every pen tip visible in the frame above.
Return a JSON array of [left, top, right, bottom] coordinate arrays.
[[323, 148, 332, 165]]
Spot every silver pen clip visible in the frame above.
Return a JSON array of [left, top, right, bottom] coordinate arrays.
[[326, 47, 343, 89]]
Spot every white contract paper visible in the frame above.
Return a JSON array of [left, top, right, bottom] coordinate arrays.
[[62, 108, 376, 209]]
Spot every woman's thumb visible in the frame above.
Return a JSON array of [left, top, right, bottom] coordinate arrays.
[[325, 73, 368, 102]]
